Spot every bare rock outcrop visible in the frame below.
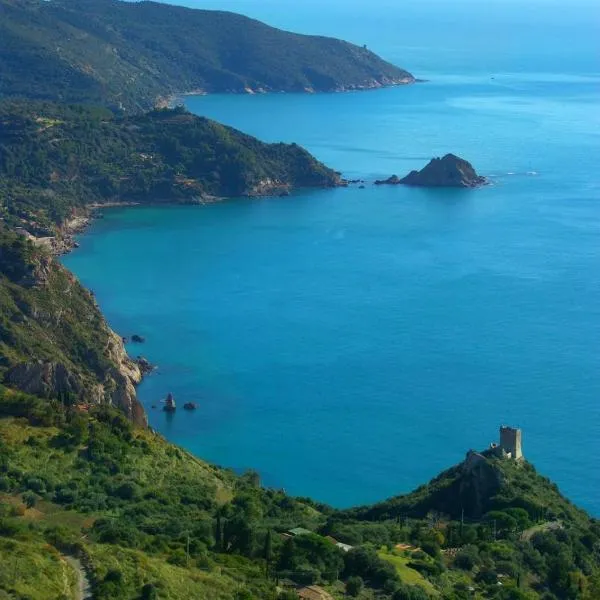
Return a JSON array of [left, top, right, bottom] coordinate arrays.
[[5, 362, 79, 397], [399, 154, 487, 188], [1, 245, 146, 426]]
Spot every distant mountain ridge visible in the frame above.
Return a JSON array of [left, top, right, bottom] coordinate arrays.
[[0, 0, 415, 110]]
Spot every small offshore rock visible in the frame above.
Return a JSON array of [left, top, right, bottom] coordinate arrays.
[[131, 334, 145, 343], [374, 175, 401, 185], [183, 402, 198, 410], [163, 392, 176, 412]]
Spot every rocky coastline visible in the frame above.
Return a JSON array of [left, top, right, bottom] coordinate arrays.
[[33, 177, 343, 257], [5, 176, 347, 425], [163, 75, 417, 107]]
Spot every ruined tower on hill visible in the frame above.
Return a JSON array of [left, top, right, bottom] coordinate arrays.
[[499, 425, 523, 459]]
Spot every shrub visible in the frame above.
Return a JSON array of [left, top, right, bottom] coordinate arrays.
[[346, 575, 364, 597], [140, 583, 159, 600], [454, 545, 480, 570], [421, 540, 440, 558], [25, 477, 46, 494], [22, 491, 37, 508]]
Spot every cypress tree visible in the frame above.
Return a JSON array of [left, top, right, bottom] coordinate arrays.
[[215, 512, 223, 552]]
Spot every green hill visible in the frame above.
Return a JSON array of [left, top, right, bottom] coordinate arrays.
[[0, 100, 340, 234], [1, 389, 599, 599], [343, 450, 590, 526], [0, 0, 414, 110]]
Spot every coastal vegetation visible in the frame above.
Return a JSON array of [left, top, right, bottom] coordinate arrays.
[[0, 0, 414, 111], [0, 100, 340, 234], [0, 388, 599, 599]]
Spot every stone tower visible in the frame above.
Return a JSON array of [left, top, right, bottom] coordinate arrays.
[[499, 426, 522, 459]]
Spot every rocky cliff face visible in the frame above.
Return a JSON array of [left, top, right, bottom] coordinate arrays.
[[0, 232, 146, 425], [4, 327, 145, 426]]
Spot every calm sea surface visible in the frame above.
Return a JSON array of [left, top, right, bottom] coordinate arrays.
[[63, 1, 600, 512]]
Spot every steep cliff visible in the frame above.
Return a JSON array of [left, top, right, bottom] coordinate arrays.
[[0, 228, 145, 424]]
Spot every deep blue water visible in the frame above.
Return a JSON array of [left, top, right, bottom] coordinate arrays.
[[63, 1, 600, 512]]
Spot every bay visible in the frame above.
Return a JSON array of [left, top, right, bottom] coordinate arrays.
[[63, 0, 600, 512]]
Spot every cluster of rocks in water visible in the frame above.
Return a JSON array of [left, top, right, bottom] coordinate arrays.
[[120, 334, 196, 413], [374, 154, 487, 188], [159, 392, 197, 412]]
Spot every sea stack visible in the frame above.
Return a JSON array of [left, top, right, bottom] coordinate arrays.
[[399, 154, 487, 188], [163, 393, 176, 412]]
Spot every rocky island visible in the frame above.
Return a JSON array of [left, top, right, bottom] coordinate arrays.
[[375, 154, 488, 188]]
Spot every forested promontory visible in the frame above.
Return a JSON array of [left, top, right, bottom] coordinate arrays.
[[0, 101, 341, 233], [0, 0, 414, 110]]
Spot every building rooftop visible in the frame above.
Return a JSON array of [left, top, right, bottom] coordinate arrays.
[[297, 585, 334, 600], [288, 527, 313, 536]]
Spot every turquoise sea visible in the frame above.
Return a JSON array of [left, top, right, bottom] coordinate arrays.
[[63, 0, 600, 512]]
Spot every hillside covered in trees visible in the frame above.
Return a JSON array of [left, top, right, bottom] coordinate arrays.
[[0, 0, 414, 110], [0, 390, 599, 599], [0, 101, 340, 234]]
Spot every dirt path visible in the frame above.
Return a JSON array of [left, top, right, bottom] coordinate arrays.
[[520, 520, 563, 541], [64, 555, 93, 600]]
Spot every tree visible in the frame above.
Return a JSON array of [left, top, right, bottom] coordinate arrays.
[[454, 545, 480, 571], [223, 514, 256, 556], [393, 583, 431, 600], [263, 529, 273, 563], [278, 537, 296, 570], [22, 491, 36, 509], [215, 513, 223, 552], [140, 583, 159, 600], [346, 575, 364, 597]]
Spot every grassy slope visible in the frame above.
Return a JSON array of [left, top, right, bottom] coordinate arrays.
[[0, 414, 253, 599], [0, 392, 331, 599], [378, 547, 439, 595], [0, 0, 414, 110], [0, 417, 233, 509], [1, 408, 600, 598], [0, 537, 76, 600]]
